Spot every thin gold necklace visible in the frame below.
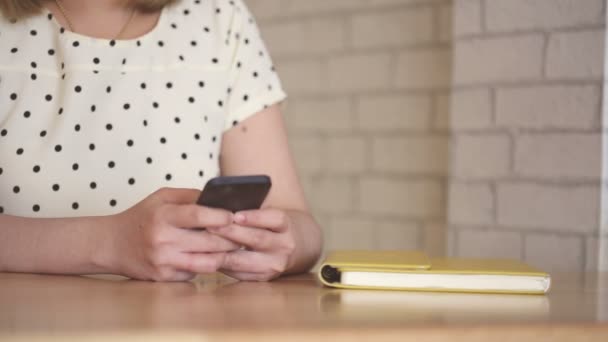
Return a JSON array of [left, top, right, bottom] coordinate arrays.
[[54, 0, 137, 40]]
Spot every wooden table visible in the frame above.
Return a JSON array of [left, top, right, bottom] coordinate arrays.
[[0, 272, 607, 341]]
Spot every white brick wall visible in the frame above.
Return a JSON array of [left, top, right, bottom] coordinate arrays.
[[448, 183, 494, 225], [351, 8, 434, 48], [524, 234, 584, 271], [452, 0, 482, 37], [249, 0, 451, 258], [396, 48, 452, 89], [310, 177, 355, 214], [497, 183, 599, 233], [496, 85, 600, 129], [328, 53, 393, 92], [514, 134, 601, 180], [326, 137, 368, 174], [485, 0, 604, 32], [276, 60, 324, 95], [372, 136, 448, 174], [287, 98, 352, 132], [546, 30, 605, 80], [440, 88, 492, 130], [289, 135, 323, 174], [456, 229, 523, 259], [356, 94, 432, 132], [329, 217, 420, 250], [248, 0, 606, 271], [359, 178, 444, 218], [446, 0, 605, 272], [452, 134, 511, 179], [453, 35, 545, 84]]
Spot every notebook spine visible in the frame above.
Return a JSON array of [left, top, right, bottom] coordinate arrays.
[[320, 265, 341, 284]]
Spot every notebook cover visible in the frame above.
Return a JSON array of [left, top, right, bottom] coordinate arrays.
[[318, 250, 550, 294], [321, 250, 432, 271]]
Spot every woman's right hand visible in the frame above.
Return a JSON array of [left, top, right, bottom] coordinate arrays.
[[101, 187, 238, 282]]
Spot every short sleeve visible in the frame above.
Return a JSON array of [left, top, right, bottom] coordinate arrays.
[[222, 0, 287, 131]]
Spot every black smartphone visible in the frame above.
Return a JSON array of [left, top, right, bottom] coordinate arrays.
[[196, 175, 272, 213]]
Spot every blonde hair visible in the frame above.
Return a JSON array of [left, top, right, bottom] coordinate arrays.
[[0, 0, 180, 19]]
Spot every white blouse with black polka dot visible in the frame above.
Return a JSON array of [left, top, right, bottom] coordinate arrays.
[[0, 0, 286, 217]]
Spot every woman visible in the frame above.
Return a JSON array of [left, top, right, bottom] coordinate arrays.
[[0, 0, 322, 281]]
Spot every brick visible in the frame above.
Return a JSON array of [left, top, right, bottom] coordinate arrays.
[[515, 134, 601, 180], [447, 229, 457, 256], [433, 93, 451, 131], [298, 176, 315, 205], [586, 237, 599, 272], [284, 0, 368, 14], [437, 88, 492, 131], [396, 48, 451, 89], [359, 178, 444, 218], [456, 229, 523, 259], [496, 85, 599, 129], [328, 53, 392, 92], [277, 60, 324, 95], [497, 183, 599, 232], [329, 217, 420, 250], [371, 136, 448, 174], [327, 218, 376, 250], [368, 0, 451, 4], [437, 5, 453, 42], [287, 98, 352, 132], [326, 137, 368, 174], [351, 7, 433, 48], [246, 0, 284, 19], [288, 135, 323, 175], [356, 94, 432, 132], [525, 234, 583, 272], [374, 221, 420, 250], [452, 134, 511, 179], [546, 30, 605, 80], [286, 0, 451, 15], [453, 35, 544, 84], [261, 18, 345, 56], [448, 183, 494, 225], [423, 221, 447, 257], [452, 0, 482, 37], [311, 177, 354, 214], [601, 238, 608, 271], [486, 0, 604, 32]]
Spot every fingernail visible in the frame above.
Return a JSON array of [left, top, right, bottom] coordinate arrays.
[[234, 212, 245, 223]]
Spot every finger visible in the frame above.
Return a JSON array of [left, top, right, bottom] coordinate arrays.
[[149, 268, 197, 282], [154, 187, 201, 204], [221, 270, 277, 282], [207, 224, 279, 251], [173, 229, 241, 253], [233, 209, 289, 232], [171, 270, 197, 282], [170, 252, 226, 274], [221, 249, 285, 274], [162, 204, 232, 229]]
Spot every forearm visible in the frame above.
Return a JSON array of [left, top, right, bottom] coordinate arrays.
[[285, 210, 323, 275], [0, 214, 115, 275]]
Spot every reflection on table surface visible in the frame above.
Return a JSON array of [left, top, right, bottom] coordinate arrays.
[[0, 272, 606, 336]]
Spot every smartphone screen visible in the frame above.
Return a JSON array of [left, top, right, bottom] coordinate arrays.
[[196, 175, 271, 213]]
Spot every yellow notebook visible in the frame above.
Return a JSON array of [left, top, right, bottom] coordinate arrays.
[[318, 250, 551, 294]]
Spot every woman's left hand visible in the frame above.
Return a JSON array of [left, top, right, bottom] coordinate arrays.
[[205, 208, 296, 281]]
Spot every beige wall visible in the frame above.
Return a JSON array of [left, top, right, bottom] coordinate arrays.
[[247, 0, 607, 272], [448, 0, 605, 272], [248, 0, 452, 259]]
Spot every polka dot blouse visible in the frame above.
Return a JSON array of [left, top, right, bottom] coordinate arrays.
[[0, 0, 286, 218]]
